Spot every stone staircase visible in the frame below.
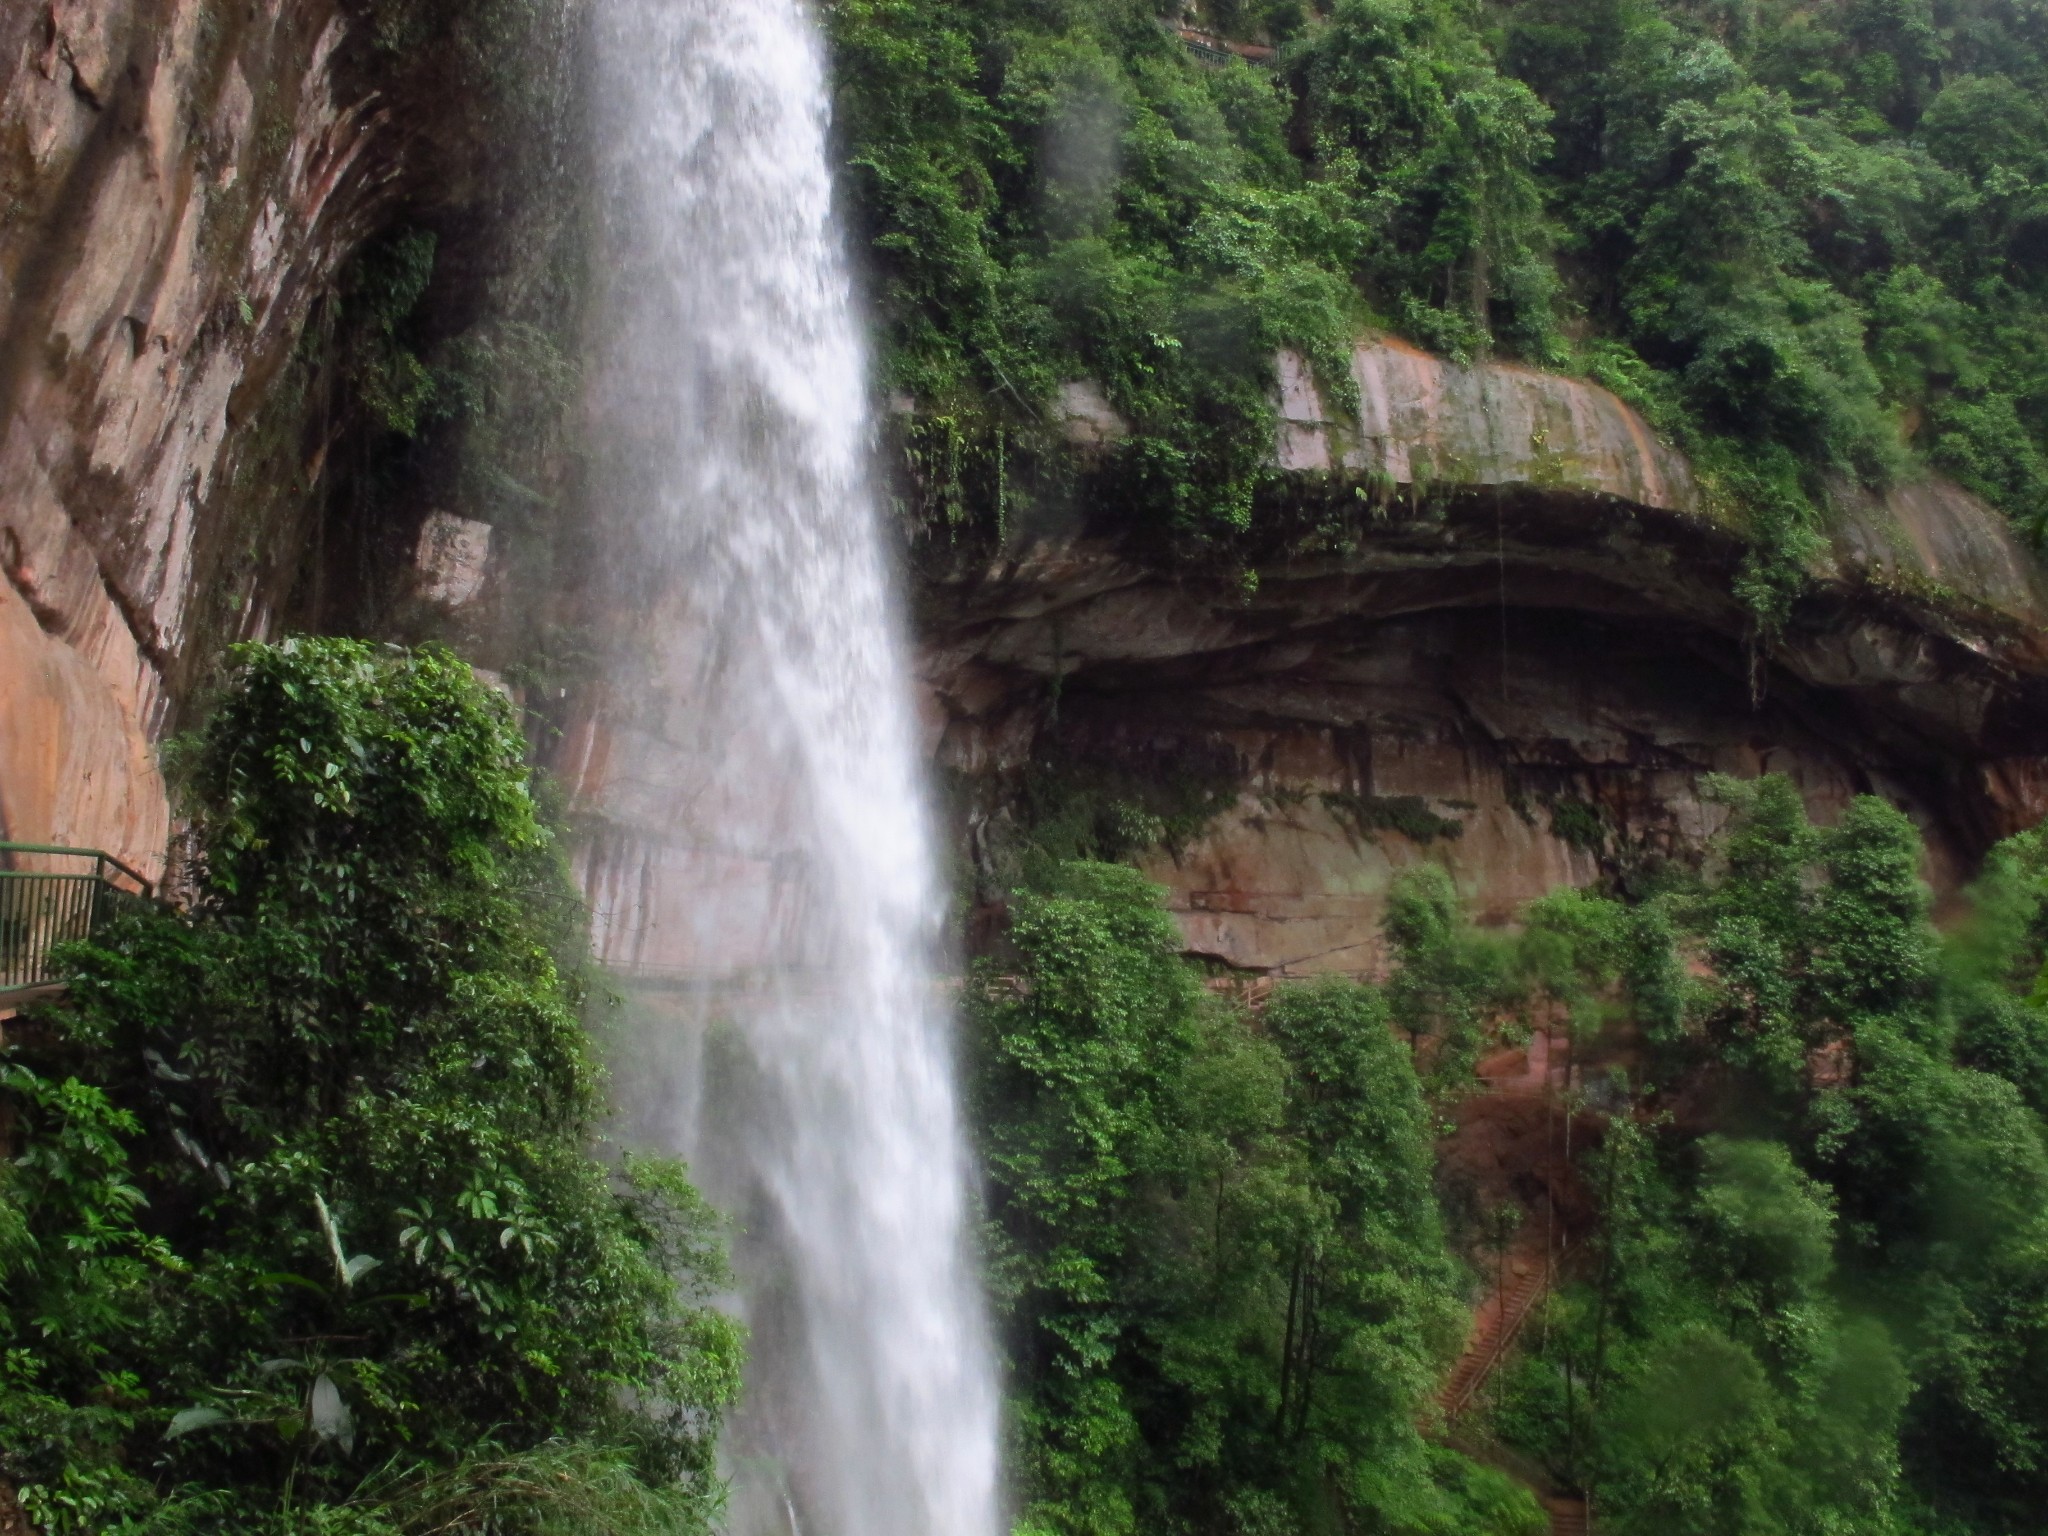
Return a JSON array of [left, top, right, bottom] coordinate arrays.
[[1441, 1243, 1554, 1420], [1439, 1028, 1590, 1531]]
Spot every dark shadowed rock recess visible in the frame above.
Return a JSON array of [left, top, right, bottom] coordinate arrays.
[[913, 341, 2048, 975]]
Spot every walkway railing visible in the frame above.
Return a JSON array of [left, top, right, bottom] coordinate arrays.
[[0, 843, 155, 1004], [1157, 20, 1277, 66]]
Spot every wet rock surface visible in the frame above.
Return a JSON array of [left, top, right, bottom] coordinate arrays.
[[1278, 341, 1698, 516], [0, 0, 392, 869], [919, 347, 2048, 973]]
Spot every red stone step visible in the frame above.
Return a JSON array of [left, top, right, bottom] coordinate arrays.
[[1441, 1253, 1555, 1417]]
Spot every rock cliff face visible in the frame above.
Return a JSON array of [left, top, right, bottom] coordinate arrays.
[[0, 0, 395, 873], [0, 0, 573, 880], [1277, 341, 1698, 514], [3, 13, 2045, 982], [919, 341, 2048, 974]]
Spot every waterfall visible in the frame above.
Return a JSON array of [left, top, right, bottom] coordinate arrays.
[[581, 1, 1002, 1533]]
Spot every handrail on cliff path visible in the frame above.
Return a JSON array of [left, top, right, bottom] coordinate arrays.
[[1156, 20, 1277, 65], [0, 842, 156, 1006]]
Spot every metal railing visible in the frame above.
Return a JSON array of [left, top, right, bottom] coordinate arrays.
[[0, 842, 155, 1003], [1161, 22, 1276, 66]]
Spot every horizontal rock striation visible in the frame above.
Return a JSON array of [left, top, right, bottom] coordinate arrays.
[[7, 52, 2047, 984], [1278, 341, 1698, 516], [920, 342, 2048, 974]]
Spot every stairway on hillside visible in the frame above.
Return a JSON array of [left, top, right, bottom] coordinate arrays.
[[1440, 1238, 1554, 1420], [1439, 1233, 1596, 1536], [1445, 1029, 1590, 1530]]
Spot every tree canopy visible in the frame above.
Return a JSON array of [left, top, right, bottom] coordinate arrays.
[[829, 0, 2048, 599], [972, 860, 1541, 1535]]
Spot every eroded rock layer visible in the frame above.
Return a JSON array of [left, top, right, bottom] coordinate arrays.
[[920, 342, 2048, 974], [6, 51, 2047, 992]]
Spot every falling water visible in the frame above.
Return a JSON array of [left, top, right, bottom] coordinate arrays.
[[580, 1, 1002, 1533]]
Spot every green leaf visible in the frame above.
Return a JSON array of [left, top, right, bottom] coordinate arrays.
[[309, 1372, 354, 1453], [167, 1405, 229, 1438], [343, 1252, 382, 1285]]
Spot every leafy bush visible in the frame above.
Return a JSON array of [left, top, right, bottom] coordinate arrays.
[[0, 639, 741, 1531]]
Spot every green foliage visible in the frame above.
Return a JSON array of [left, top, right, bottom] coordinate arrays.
[[1695, 772, 1826, 1092], [1498, 0, 2047, 535], [342, 230, 441, 439], [1693, 1138, 1836, 1357], [973, 861, 1532, 1535], [1321, 791, 1466, 845], [1298, 0, 1561, 362], [1545, 797, 1605, 854], [1680, 773, 1942, 1099], [1494, 774, 2048, 1533], [971, 750, 1244, 896], [1517, 886, 1626, 1028], [1947, 827, 2048, 1115], [966, 766, 2048, 1529], [826, 0, 1553, 541], [0, 640, 740, 1531], [1502, 1116, 1912, 1536], [1596, 1323, 1782, 1534], [1383, 864, 1504, 1094], [829, 0, 2048, 629]]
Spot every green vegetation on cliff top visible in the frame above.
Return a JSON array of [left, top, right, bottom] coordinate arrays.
[[827, 0, 2048, 582]]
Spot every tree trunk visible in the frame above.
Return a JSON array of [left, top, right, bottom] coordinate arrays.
[[1275, 1244, 1303, 1436]]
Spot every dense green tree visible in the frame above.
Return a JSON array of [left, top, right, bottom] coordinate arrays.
[[969, 768, 2048, 1530], [973, 862, 1540, 1536], [1692, 1137, 1836, 1369], [1696, 772, 1822, 1095], [827, 0, 2048, 599], [1947, 827, 2048, 1115], [1382, 865, 1503, 1095], [1493, 775, 2048, 1533], [0, 641, 741, 1534], [1296, 0, 1559, 359]]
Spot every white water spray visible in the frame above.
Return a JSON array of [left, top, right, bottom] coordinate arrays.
[[581, 1, 1002, 1533]]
